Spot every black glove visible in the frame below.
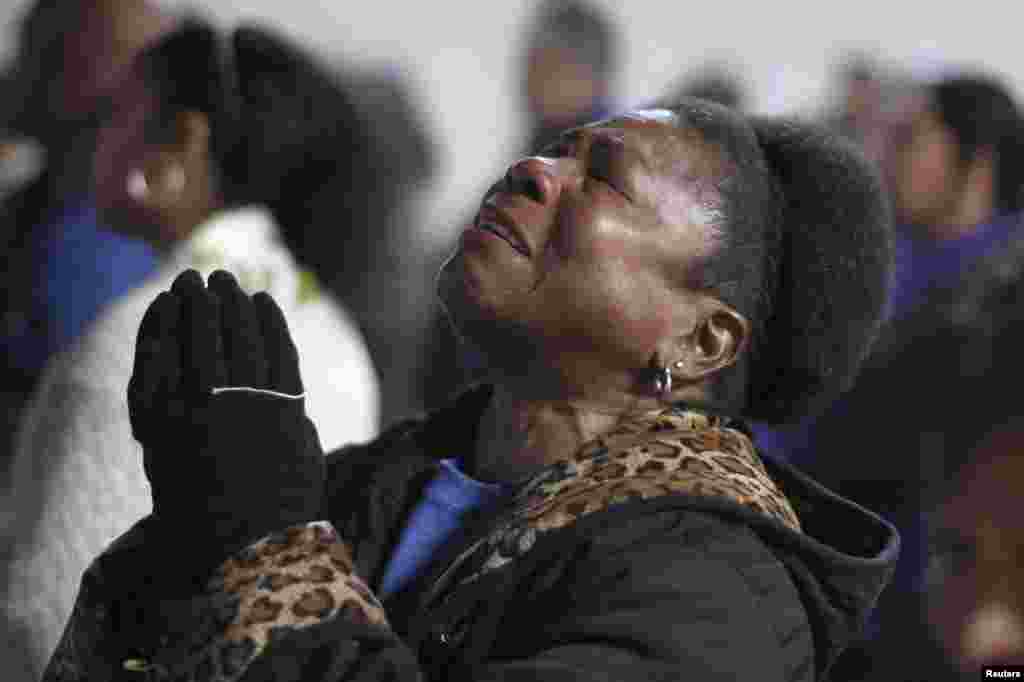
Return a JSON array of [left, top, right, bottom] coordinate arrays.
[[128, 269, 325, 588]]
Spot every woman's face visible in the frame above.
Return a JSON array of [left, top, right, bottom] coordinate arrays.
[[928, 448, 1024, 668], [438, 110, 727, 394], [91, 65, 162, 238], [891, 105, 962, 226]]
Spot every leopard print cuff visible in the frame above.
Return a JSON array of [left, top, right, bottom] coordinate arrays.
[[139, 522, 389, 680], [215, 522, 389, 638]]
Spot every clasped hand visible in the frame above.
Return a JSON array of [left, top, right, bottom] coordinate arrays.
[[128, 269, 325, 584]]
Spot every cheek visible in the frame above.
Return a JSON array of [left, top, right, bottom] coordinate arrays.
[[542, 234, 677, 354], [538, 201, 687, 358], [904, 139, 956, 199], [93, 121, 146, 203], [557, 203, 652, 269]]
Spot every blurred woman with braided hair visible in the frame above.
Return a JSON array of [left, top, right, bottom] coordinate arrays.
[[2, 17, 381, 677]]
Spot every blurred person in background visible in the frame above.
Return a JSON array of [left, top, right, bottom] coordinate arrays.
[[418, 0, 621, 414], [518, 0, 620, 155], [888, 75, 1024, 280], [920, 235, 1024, 675], [0, 0, 171, 469], [825, 54, 888, 165], [0, 17, 380, 678], [754, 72, 1024, 681], [814, 192, 1024, 681]]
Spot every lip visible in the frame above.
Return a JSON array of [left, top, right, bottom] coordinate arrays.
[[474, 201, 531, 257]]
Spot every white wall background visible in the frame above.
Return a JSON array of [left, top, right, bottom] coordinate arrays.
[[3, 0, 1023, 249]]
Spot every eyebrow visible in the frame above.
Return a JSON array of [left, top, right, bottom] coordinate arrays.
[[587, 129, 649, 180]]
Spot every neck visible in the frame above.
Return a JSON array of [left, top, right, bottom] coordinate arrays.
[[468, 386, 617, 484], [468, 375, 693, 484]]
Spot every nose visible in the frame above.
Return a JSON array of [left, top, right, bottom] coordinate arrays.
[[504, 157, 562, 206]]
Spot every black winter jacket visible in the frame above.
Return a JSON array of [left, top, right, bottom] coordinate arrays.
[[43, 384, 898, 681]]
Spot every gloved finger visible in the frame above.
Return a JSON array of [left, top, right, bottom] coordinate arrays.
[[208, 270, 268, 388], [128, 291, 182, 415], [171, 269, 227, 394], [253, 291, 303, 395]]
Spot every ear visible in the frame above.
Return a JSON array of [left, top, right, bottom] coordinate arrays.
[[673, 302, 750, 382]]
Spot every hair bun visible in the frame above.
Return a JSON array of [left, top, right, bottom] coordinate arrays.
[[225, 25, 364, 205], [745, 118, 892, 423]]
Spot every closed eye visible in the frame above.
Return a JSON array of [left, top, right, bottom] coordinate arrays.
[[542, 132, 632, 201], [587, 168, 618, 191], [588, 139, 631, 201]]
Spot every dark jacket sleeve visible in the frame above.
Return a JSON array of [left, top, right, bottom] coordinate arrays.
[[41, 520, 420, 681], [43, 509, 802, 681]]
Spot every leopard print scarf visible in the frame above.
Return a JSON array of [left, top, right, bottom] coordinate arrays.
[[448, 405, 801, 592]]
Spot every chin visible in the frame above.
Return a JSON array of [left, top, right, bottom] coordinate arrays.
[[438, 254, 489, 334], [436, 250, 465, 306], [438, 249, 497, 320], [437, 252, 529, 365]]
